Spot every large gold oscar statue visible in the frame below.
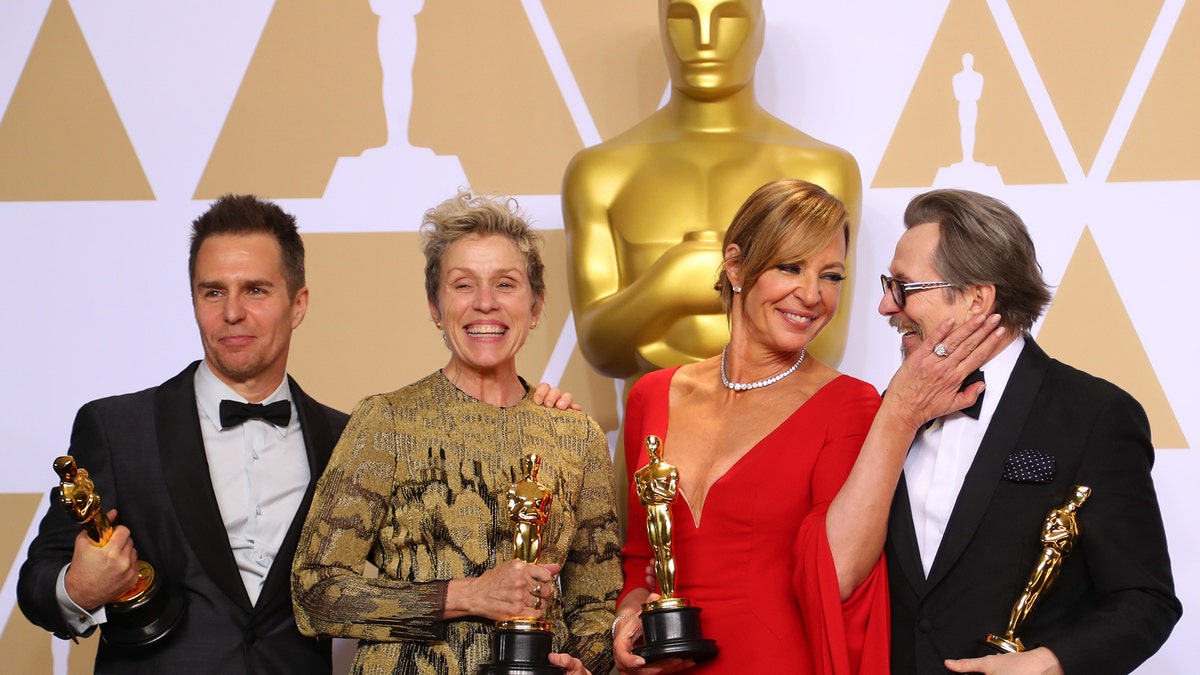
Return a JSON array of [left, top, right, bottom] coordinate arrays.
[[562, 0, 861, 385]]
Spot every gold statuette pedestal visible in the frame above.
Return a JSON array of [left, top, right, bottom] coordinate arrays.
[[480, 453, 564, 675], [53, 456, 184, 647], [978, 485, 1092, 658], [632, 436, 718, 664]]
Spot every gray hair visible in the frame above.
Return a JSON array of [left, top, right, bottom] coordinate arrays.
[[904, 189, 1051, 333]]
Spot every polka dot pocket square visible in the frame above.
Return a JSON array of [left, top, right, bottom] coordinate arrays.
[[1001, 448, 1056, 484]]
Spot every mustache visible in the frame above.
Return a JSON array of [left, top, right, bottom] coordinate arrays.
[[889, 317, 920, 334]]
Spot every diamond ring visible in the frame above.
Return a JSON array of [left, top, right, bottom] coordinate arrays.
[[934, 343, 950, 357]]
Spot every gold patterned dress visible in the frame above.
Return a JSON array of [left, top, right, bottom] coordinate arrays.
[[292, 371, 621, 674]]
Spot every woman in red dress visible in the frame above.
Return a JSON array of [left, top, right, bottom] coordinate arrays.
[[612, 179, 1005, 674]]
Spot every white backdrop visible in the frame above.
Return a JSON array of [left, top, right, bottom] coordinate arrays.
[[0, 1, 1194, 672]]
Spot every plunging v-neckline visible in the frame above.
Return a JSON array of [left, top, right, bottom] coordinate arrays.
[[664, 370, 847, 528]]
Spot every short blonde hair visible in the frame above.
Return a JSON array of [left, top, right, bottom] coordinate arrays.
[[420, 190, 545, 307]]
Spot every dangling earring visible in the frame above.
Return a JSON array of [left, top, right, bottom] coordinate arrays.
[[732, 285, 742, 294]]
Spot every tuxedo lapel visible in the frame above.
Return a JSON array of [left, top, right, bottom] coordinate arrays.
[[888, 475, 928, 596], [156, 362, 253, 611], [253, 378, 338, 617], [924, 340, 1050, 590]]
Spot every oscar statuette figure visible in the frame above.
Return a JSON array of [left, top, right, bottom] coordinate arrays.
[[980, 485, 1093, 656], [480, 453, 563, 675], [52, 456, 183, 647], [632, 436, 718, 663]]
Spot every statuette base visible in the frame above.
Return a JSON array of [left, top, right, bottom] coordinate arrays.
[[978, 633, 1026, 656], [633, 604, 718, 664], [102, 560, 185, 647], [479, 626, 564, 675]]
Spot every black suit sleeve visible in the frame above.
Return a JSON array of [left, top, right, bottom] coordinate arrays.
[[17, 401, 123, 638], [1043, 388, 1181, 674]]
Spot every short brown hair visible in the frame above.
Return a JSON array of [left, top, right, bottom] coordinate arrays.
[[189, 194, 305, 298]]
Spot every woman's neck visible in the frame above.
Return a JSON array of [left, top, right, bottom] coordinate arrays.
[[442, 360, 525, 407]]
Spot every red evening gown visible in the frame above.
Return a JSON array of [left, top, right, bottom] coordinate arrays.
[[620, 367, 891, 674]]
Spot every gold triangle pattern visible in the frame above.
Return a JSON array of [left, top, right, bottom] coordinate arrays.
[[194, 0, 385, 199], [1036, 227, 1187, 449], [1009, 0, 1162, 176], [1109, 0, 1200, 182], [0, 0, 152, 201], [872, 0, 1062, 187], [409, 0, 583, 195]]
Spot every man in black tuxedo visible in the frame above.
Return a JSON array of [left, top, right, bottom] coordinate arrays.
[[18, 195, 349, 674], [881, 189, 1181, 675]]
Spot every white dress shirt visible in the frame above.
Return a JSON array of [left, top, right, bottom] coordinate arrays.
[[57, 362, 310, 631], [194, 361, 310, 606], [904, 334, 1025, 577]]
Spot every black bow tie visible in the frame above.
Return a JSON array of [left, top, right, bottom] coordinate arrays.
[[219, 399, 291, 428], [959, 369, 986, 419], [925, 369, 985, 429]]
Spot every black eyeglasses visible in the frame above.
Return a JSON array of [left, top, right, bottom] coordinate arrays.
[[880, 274, 955, 308]]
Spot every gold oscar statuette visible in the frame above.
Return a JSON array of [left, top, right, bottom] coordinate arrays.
[[52, 456, 183, 647], [479, 453, 563, 675], [979, 485, 1093, 656], [631, 436, 718, 663]]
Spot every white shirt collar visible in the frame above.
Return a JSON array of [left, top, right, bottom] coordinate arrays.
[[972, 332, 1025, 422]]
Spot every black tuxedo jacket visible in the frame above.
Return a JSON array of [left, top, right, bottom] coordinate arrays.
[[886, 338, 1181, 674], [18, 362, 348, 674]]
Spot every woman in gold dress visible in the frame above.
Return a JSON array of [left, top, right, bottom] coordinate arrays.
[[292, 191, 621, 674]]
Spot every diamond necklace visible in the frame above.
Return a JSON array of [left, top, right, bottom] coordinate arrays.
[[720, 345, 807, 392]]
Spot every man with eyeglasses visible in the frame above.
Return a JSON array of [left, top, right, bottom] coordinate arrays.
[[879, 189, 1179, 675]]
